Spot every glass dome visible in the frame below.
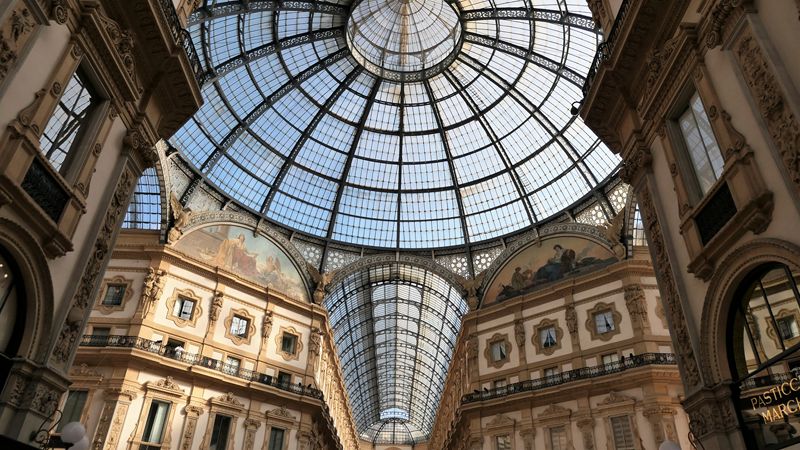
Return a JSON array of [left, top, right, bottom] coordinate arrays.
[[172, 0, 617, 250]]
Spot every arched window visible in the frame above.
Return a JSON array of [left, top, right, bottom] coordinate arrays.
[[730, 263, 800, 449]]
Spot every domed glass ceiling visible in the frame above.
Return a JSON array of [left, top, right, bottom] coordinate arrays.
[[172, 0, 615, 251]]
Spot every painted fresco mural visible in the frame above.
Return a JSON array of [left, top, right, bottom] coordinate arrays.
[[485, 236, 618, 303], [174, 224, 308, 301]]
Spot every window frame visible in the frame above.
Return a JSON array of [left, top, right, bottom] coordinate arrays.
[[275, 326, 303, 361], [484, 333, 512, 369], [586, 302, 622, 341], [96, 276, 133, 314], [225, 308, 256, 346], [166, 288, 203, 328], [533, 318, 564, 355]]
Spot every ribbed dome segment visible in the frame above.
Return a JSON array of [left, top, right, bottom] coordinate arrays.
[[172, 0, 616, 250], [347, 0, 462, 78]]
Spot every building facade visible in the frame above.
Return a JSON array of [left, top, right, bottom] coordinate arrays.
[[0, 0, 200, 445], [581, 0, 800, 448]]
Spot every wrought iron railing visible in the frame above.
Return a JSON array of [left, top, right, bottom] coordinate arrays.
[[462, 352, 677, 403], [156, 0, 204, 84], [582, 0, 632, 97], [740, 371, 796, 390], [80, 335, 323, 399]]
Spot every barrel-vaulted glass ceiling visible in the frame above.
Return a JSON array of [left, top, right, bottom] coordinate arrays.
[[324, 264, 468, 444], [170, 0, 619, 250]]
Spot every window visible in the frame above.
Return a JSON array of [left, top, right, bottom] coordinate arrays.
[[102, 284, 126, 306], [602, 353, 619, 365], [495, 435, 512, 450], [230, 315, 249, 338], [543, 366, 559, 377], [268, 428, 285, 450], [490, 341, 507, 362], [92, 327, 110, 337], [549, 426, 567, 450], [493, 379, 506, 388], [540, 326, 557, 348], [173, 296, 195, 320], [777, 316, 799, 340], [594, 310, 616, 334], [165, 338, 185, 358], [224, 356, 240, 376], [277, 371, 292, 385], [209, 414, 232, 450], [610, 415, 636, 450], [677, 91, 724, 195], [40, 69, 98, 174], [281, 333, 297, 355], [58, 390, 87, 431], [139, 400, 170, 450]]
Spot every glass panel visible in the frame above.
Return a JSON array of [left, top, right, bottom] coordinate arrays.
[[174, 297, 195, 320], [268, 428, 285, 450], [171, 2, 616, 249], [491, 342, 506, 361], [58, 390, 87, 431], [141, 400, 170, 445], [231, 316, 249, 337], [595, 311, 615, 334], [734, 264, 800, 448], [40, 70, 97, 173], [495, 435, 512, 450], [541, 327, 557, 348], [549, 426, 567, 450], [678, 92, 724, 195], [123, 168, 162, 230], [611, 415, 635, 450], [102, 284, 126, 306], [281, 334, 297, 354], [210, 414, 231, 450]]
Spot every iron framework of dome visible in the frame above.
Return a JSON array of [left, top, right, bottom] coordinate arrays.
[[171, 0, 618, 252]]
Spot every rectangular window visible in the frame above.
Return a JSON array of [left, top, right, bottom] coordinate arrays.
[[102, 284, 126, 306], [209, 414, 232, 450], [224, 356, 241, 376], [677, 91, 724, 195], [40, 69, 98, 174], [165, 338, 185, 359], [268, 428, 285, 450], [540, 326, 557, 348], [610, 415, 636, 450], [495, 435, 512, 450], [281, 333, 297, 354], [173, 297, 195, 320], [777, 316, 799, 340], [277, 371, 292, 385], [549, 426, 567, 450], [602, 353, 620, 365], [490, 341, 507, 362], [139, 400, 170, 450], [58, 390, 88, 431], [543, 366, 559, 377], [230, 316, 249, 338], [594, 311, 615, 334], [493, 379, 506, 388]]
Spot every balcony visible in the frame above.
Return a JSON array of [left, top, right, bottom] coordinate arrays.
[[79, 335, 323, 399], [462, 352, 677, 403]]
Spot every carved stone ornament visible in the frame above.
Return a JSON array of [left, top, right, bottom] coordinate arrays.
[[599, 390, 635, 406], [577, 417, 596, 450], [154, 376, 182, 392], [262, 310, 274, 338], [215, 392, 245, 409], [209, 290, 223, 323], [636, 184, 701, 387], [733, 31, 800, 195], [141, 268, 166, 319], [307, 263, 335, 304], [267, 405, 296, 420], [514, 319, 525, 349], [486, 413, 515, 429], [50, 168, 137, 369], [50, 0, 68, 24], [0, 4, 36, 86], [565, 303, 578, 335], [168, 192, 192, 244], [624, 284, 650, 331], [538, 403, 572, 420]]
